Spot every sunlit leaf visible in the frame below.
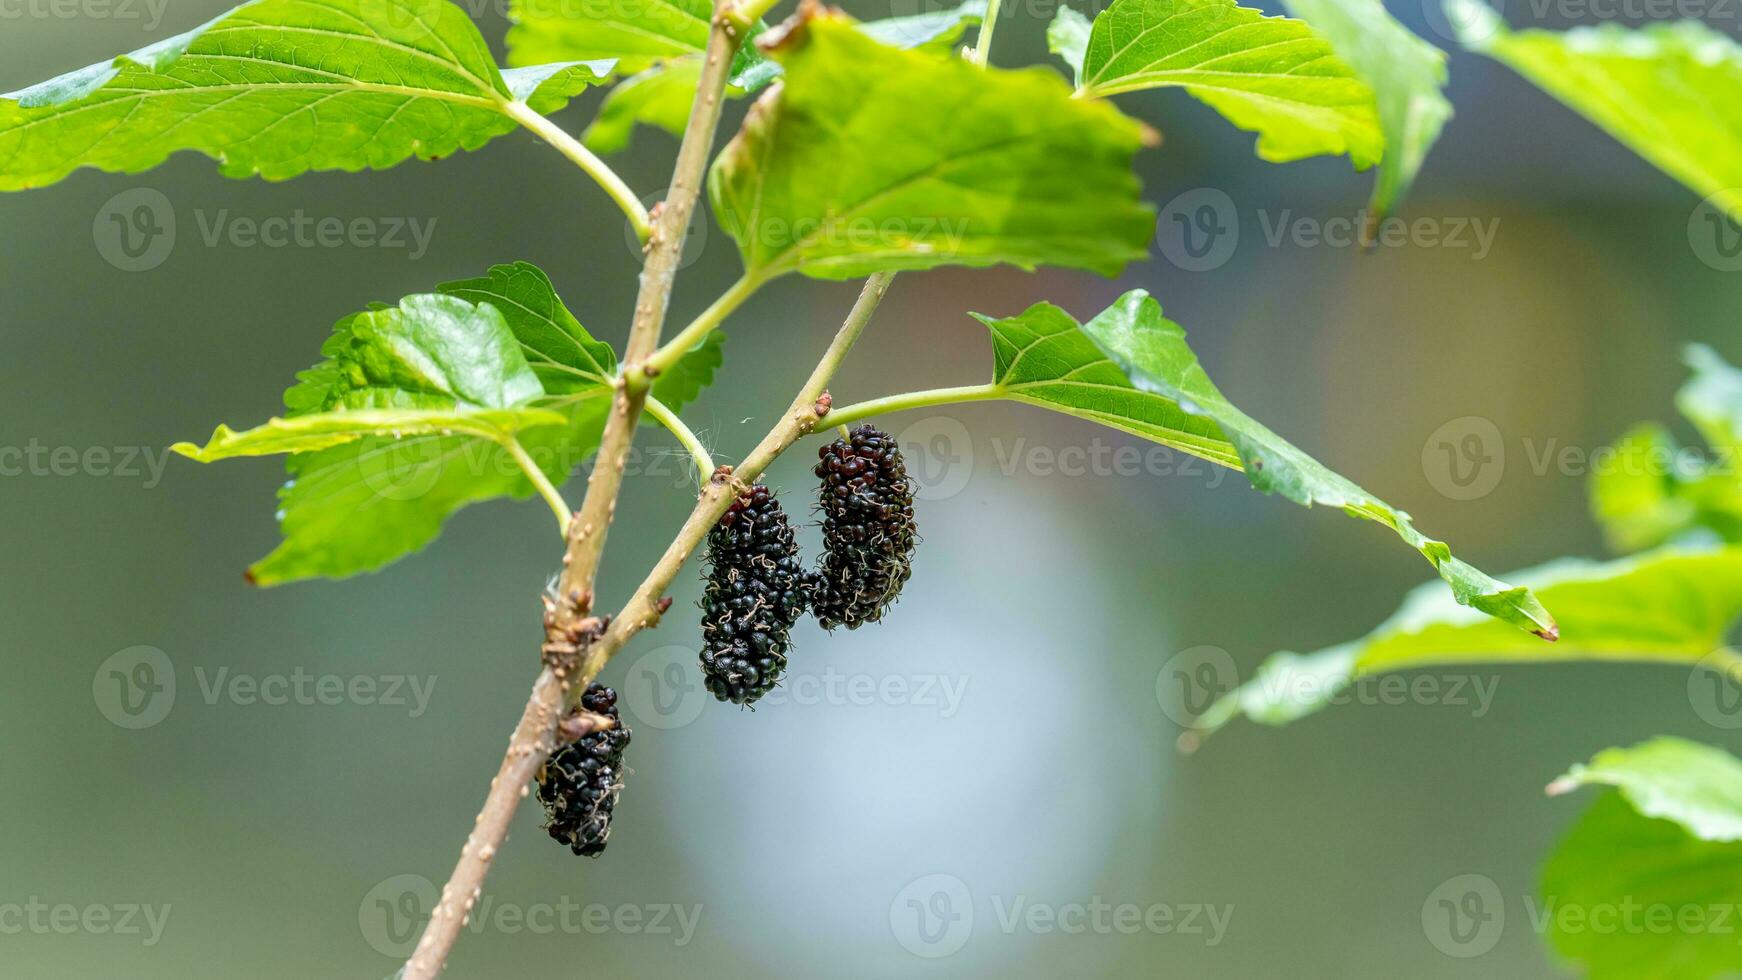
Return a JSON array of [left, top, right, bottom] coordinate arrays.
[[1281, 0, 1451, 218], [181, 273, 616, 585], [1196, 548, 1742, 734], [1541, 739, 1742, 980], [1075, 0, 1382, 167], [0, 0, 612, 189], [970, 290, 1550, 635], [576, 1, 987, 154], [709, 12, 1155, 280], [1451, 0, 1742, 222]]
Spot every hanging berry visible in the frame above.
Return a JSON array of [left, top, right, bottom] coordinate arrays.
[[812, 424, 918, 630], [699, 483, 809, 705], [536, 684, 631, 858]]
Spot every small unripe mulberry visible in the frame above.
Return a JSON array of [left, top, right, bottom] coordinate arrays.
[[699, 483, 809, 705], [812, 424, 918, 629], [536, 684, 631, 858]]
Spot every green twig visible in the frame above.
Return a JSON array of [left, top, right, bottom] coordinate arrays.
[[824, 383, 1003, 429], [504, 436, 571, 535], [639, 273, 765, 385], [503, 100, 652, 243], [644, 395, 716, 480]]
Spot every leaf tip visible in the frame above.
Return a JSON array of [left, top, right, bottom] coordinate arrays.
[[1545, 776, 1577, 797]]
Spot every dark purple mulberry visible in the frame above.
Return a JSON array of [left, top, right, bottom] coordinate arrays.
[[536, 684, 631, 858], [812, 424, 918, 629], [699, 484, 809, 705]]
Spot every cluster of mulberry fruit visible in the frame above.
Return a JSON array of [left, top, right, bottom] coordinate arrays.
[[811, 424, 919, 630], [698, 483, 810, 705], [536, 684, 631, 858]]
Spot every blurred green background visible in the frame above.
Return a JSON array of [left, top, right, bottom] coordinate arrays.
[[4, 2, 1740, 976]]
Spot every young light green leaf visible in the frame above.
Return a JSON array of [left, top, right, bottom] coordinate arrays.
[[1280, 0, 1451, 219], [507, 0, 772, 85], [1195, 548, 1742, 734], [1047, 7, 1093, 87], [857, 0, 987, 54], [1540, 740, 1742, 979], [1075, 290, 1554, 636], [971, 302, 1237, 466], [1076, 0, 1382, 168], [438, 261, 616, 394], [0, 0, 613, 189], [1542, 792, 1742, 980], [1451, 1, 1742, 222], [1678, 344, 1742, 454], [576, 1, 987, 155], [1549, 738, 1742, 842], [709, 12, 1156, 280], [968, 291, 1548, 634], [1592, 347, 1742, 553], [251, 397, 607, 585], [582, 58, 704, 154], [183, 280, 615, 586], [172, 406, 567, 461]]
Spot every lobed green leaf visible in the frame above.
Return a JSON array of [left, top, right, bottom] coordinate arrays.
[[971, 291, 1551, 636], [0, 0, 612, 189], [180, 268, 622, 585], [1451, 0, 1742, 222], [576, 1, 987, 154], [1280, 0, 1451, 218], [708, 12, 1155, 280], [1195, 548, 1742, 734], [1073, 0, 1382, 168], [1541, 739, 1742, 979]]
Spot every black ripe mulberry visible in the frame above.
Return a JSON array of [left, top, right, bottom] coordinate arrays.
[[536, 684, 631, 858], [812, 424, 918, 630], [699, 483, 809, 705]]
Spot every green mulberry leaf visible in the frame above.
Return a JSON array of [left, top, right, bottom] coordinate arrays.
[[575, 1, 986, 155], [1196, 548, 1742, 734], [1540, 739, 1742, 980], [1073, 0, 1382, 168], [1279, 0, 1451, 218], [709, 12, 1155, 280], [1451, 1, 1742, 222], [179, 273, 615, 586], [968, 291, 1550, 636], [0, 0, 613, 189]]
